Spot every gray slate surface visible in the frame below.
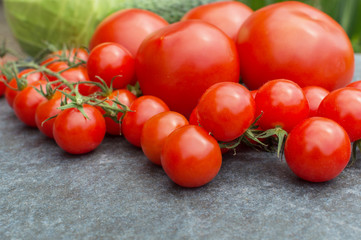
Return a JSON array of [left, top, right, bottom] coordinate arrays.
[[2, 3, 361, 239]]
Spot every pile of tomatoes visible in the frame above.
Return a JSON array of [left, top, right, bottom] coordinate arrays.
[[0, 1, 360, 187]]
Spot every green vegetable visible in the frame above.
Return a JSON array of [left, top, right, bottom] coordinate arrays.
[[3, 0, 223, 56]]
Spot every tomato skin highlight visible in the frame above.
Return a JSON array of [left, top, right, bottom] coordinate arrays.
[[302, 86, 329, 117], [87, 42, 136, 89], [53, 105, 106, 154], [136, 20, 240, 117], [284, 117, 351, 182], [121, 95, 169, 147], [197, 82, 255, 142], [317, 87, 361, 142], [89, 8, 168, 56], [181, 1, 253, 41], [141, 111, 189, 165], [255, 79, 309, 132], [236, 1, 354, 90], [13, 81, 48, 127], [161, 125, 222, 188]]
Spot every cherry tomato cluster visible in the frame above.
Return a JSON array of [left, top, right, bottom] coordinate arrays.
[[0, 1, 359, 187]]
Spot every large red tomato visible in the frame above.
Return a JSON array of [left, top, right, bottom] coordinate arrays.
[[136, 20, 240, 117], [89, 9, 168, 56], [181, 1, 253, 41], [236, 1, 354, 90]]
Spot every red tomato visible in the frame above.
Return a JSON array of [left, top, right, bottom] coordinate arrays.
[[0, 73, 6, 97], [285, 117, 351, 182], [99, 89, 136, 135], [53, 104, 106, 154], [5, 69, 44, 108], [89, 9, 168, 56], [302, 86, 329, 117], [41, 48, 89, 66], [236, 1, 354, 90], [35, 91, 63, 138], [347, 80, 361, 90], [46, 61, 92, 96], [13, 81, 48, 127], [181, 1, 253, 41], [189, 107, 200, 126], [318, 87, 361, 142], [87, 42, 136, 89], [250, 90, 257, 99], [141, 111, 189, 165], [121, 95, 169, 147], [255, 79, 309, 132], [161, 125, 222, 188], [136, 20, 240, 117], [197, 82, 255, 142]]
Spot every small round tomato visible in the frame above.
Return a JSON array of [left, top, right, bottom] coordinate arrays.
[[35, 91, 63, 138], [189, 107, 200, 126], [121, 95, 169, 147], [99, 89, 136, 136], [285, 117, 351, 182], [302, 86, 329, 117], [89, 9, 169, 56], [41, 48, 89, 66], [255, 79, 309, 132], [236, 1, 354, 90], [136, 20, 240, 117], [13, 80, 48, 127], [197, 82, 255, 142], [161, 125, 222, 188], [5, 69, 44, 108], [53, 104, 106, 154], [0, 73, 6, 97], [87, 42, 136, 89], [318, 87, 361, 142], [347, 80, 361, 90], [181, 1, 253, 41], [141, 111, 189, 165]]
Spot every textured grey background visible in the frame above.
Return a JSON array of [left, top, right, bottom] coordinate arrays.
[[1, 2, 361, 240]]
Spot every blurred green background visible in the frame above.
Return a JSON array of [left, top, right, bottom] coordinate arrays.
[[239, 0, 361, 52]]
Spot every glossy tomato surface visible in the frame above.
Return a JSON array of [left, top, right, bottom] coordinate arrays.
[[285, 117, 351, 182], [255, 79, 309, 132], [197, 82, 255, 142], [89, 9, 168, 56], [136, 20, 240, 117], [87, 42, 136, 89], [318, 87, 361, 142], [161, 125, 222, 188], [302, 86, 329, 117], [347, 80, 361, 90], [121, 95, 169, 147], [141, 111, 188, 165], [181, 1, 253, 41], [53, 105, 106, 154], [236, 1, 354, 90]]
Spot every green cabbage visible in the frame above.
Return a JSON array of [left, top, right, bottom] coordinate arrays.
[[3, 0, 223, 56]]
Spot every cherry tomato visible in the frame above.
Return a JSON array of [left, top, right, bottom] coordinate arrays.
[[302, 86, 329, 117], [136, 20, 240, 117], [255, 79, 309, 132], [0, 73, 6, 97], [121, 95, 169, 147], [89, 9, 168, 56], [181, 1, 253, 41], [236, 1, 354, 90], [99, 89, 136, 136], [189, 107, 200, 126], [347, 80, 361, 90], [318, 87, 361, 142], [141, 111, 189, 165], [46, 61, 92, 96], [35, 91, 63, 138], [5, 69, 44, 108], [87, 42, 136, 89], [197, 82, 255, 142], [161, 125, 222, 188], [41, 48, 89, 66], [13, 80, 48, 127], [53, 104, 106, 154], [284, 117, 351, 182]]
